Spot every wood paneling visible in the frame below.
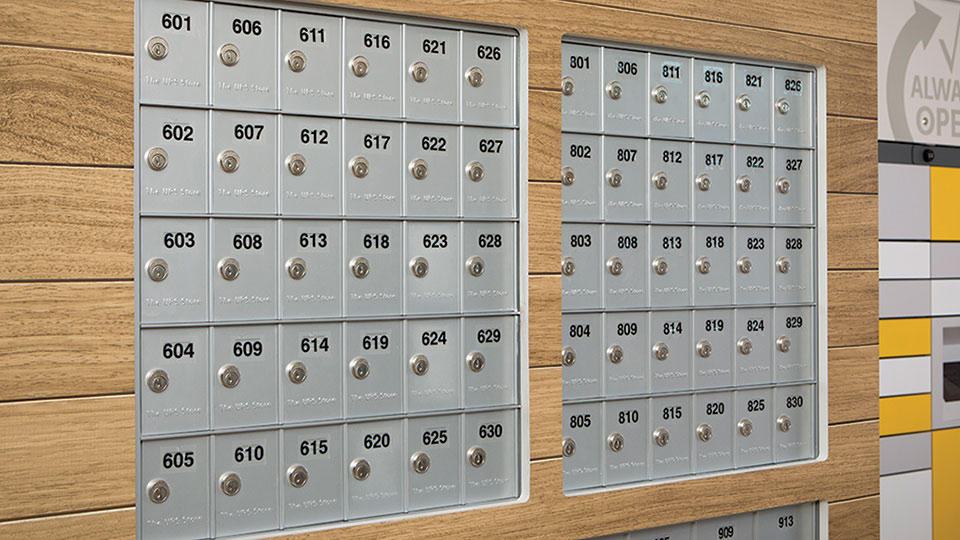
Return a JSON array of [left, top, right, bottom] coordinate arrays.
[[530, 275, 561, 368], [0, 0, 133, 54], [828, 116, 878, 194], [829, 345, 879, 425], [0, 508, 135, 540], [530, 367, 561, 459], [529, 181, 560, 274], [828, 495, 881, 540], [827, 193, 878, 270], [827, 271, 879, 347]]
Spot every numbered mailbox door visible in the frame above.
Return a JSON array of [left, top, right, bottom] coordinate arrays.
[[734, 227, 773, 305], [733, 146, 773, 224], [211, 111, 278, 214], [773, 384, 816, 462], [734, 387, 773, 467], [692, 226, 734, 306], [344, 220, 402, 316], [212, 4, 277, 110], [633, 523, 693, 540], [693, 391, 734, 473], [405, 317, 461, 413], [774, 69, 814, 148], [602, 48, 648, 136], [279, 115, 341, 216], [603, 136, 648, 222], [462, 222, 517, 313], [344, 120, 403, 217], [563, 401, 603, 490], [462, 127, 517, 218], [463, 315, 518, 408], [279, 12, 341, 115], [696, 512, 754, 540], [562, 223, 602, 310], [280, 220, 341, 319], [281, 425, 343, 527], [407, 414, 462, 511], [734, 307, 773, 386], [562, 312, 604, 400], [692, 143, 734, 224], [141, 328, 209, 435], [462, 32, 516, 126], [213, 432, 280, 537], [733, 64, 772, 144], [344, 320, 402, 418], [344, 19, 402, 118], [464, 409, 519, 503], [757, 503, 817, 540], [140, 0, 208, 106], [140, 218, 207, 324], [405, 221, 460, 314], [561, 133, 602, 221], [773, 149, 814, 225], [345, 419, 403, 519], [604, 311, 650, 397], [693, 60, 732, 142], [774, 227, 814, 304], [405, 123, 459, 218], [561, 42, 601, 132], [649, 310, 693, 393], [405, 25, 459, 122], [212, 325, 279, 429], [692, 309, 734, 390], [649, 394, 693, 479], [649, 54, 692, 138], [140, 437, 210, 540], [604, 224, 650, 309], [280, 323, 342, 423], [650, 225, 693, 307], [603, 398, 649, 486], [140, 107, 207, 214], [211, 219, 277, 321], [649, 139, 693, 223], [774, 306, 815, 383]]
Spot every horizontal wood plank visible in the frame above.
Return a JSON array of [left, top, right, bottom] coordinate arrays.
[[827, 270, 878, 348], [828, 494, 880, 540], [828, 345, 879, 425], [529, 181, 560, 274], [827, 193, 877, 270], [827, 116, 878, 194], [0, 0, 133, 54]]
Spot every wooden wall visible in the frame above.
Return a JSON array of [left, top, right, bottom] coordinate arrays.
[[0, 0, 879, 537]]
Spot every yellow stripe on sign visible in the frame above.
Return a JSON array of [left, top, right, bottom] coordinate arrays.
[[933, 428, 960, 540], [932, 166, 960, 241], [879, 394, 932, 436], [879, 318, 931, 358]]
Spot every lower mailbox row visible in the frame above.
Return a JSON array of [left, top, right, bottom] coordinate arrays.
[[140, 409, 519, 539], [563, 384, 817, 491]]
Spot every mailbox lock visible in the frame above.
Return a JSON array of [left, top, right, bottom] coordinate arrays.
[[350, 357, 370, 380], [607, 344, 624, 364], [351, 458, 371, 481], [777, 336, 792, 353], [696, 340, 713, 358], [695, 90, 711, 108], [652, 257, 669, 276], [736, 94, 752, 112], [218, 257, 240, 281], [410, 256, 430, 278], [219, 150, 240, 173], [561, 257, 576, 276], [349, 156, 370, 179], [737, 257, 753, 274], [409, 61, 429, 83], [652, 85, 669, 104], [220, 472, 242, 496], [607, 432, 625, 452], [560, 76, 575, 96], [409, 158, 429, 180], [776, 256, 791, 274], [466, 256, 485, 277], [286, 257, 307, 280], [146, 257, 169, 282], [146, 147, 169, 171], [652, 342, 670, 361], [287, 465, 309, 488], [146, 37, 169, 60], [697, 423, 713, 442], [560, 347, 576, 367], [467, 446, 487, 468], [606, 257, 624, 276], [410, 354, 430, 376], [145, 369, 169, 393], [218, 43, 240, 67], [286, 50, 307, 72], [776, 177, 791, 194], [653, 427, 670, 447], [695, 173, 711, 192], [466, 66, 485, 88], [561, 167, 575, 186], [696, 256, 711, 275], [350, 55, 370, 77], [652, 171, 669, 190], [286, 153, 307, 176], [466, 161, 485, 182], [350, 256, 370, 279], [286, 361, 308, 384], [606, 168, 623, 187], [146, 479, 170, 504], [777, 415, 793, 432], [411, 452, 431, 474], [776, 98, 791, 115], [561, 438, 577, 457], [737, 337, 753, 355], [738, 419, 754, 437], [219, 364, 241, 388], [606, 81, 623, 100], [736, 175, 752, 192], [466, 351, 486, 373]]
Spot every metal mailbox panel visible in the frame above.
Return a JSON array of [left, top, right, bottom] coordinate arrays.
[[279, 322, 342, 423], [404, 123, 460, 217], [562, 312, 604, 400], [211, 111, 278, 214], [140, 217, 208, 324], [279, 115, 342, 216], [562, 401, 603, 490], [733, 64, 772, 144], [693, 391, 734, 473], [461, 221, 517, 312], [462, 315, 518, 408], [603, 224, 650, 309], [343, 220, 403, 316], [404, 221, 460, 314], [773, 306, 815, 383], [140, 437, 211, 540], [733, 226, 773, 305], [734, 307, 773, 386], [343, 18, 402, 118], [773, 148, 814, 225], [696, 512, 754, 540], [692, 226, 734, 306], [406, 414, 462, 510], [602, 135, 648, 222], [603, 398, 649, 485], [461, 127, 517, 218], [602, 48, 648, 136], [773, 384, 816, 462], [279, 219, 341, 319], [213, 431, 280, 536], [561, 133, 603, 221], [212, 325, 279, 429], [756, 503, 817, 540], [211, 4, 277, 110], [734, 387, 774, 467], [211, 218, 277, 321], [632, 523, 693, 540], [279, 12, 342, 115], [649, 310, 693, 393], [463, 409, 519, 503], [562, 223, 603, 310], [692, 59, 733, 143], [561, 42, 602, 133], [140, 0, 209, 106], [404, 25, 459, 122], [733, 145, 773, 224], [692, 308, 734, 390], [344, 320, 402, 418], [692, 143, 734, 224], [773, 69, 814, 148], [141, 327, 209, 435], [140, 106, 208, 214], [649, 393, 693, 478], [461, 32, 516, 126], [649, 54, 692, 138], [650, 225, 693, 307], [343, 119, 403, 217], [773, 227, 814, 304], [603, 311, 650, 397], [345, 419, 404, 519], [405, 317, 461, 413], [649, 139, 693, 223], [281, 425, 343, 527]]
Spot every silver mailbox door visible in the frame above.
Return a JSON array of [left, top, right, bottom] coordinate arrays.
[[140, 217, 208, 324], [343, 320, 402, 418], [279, 322, 342, 423], [463, 409, 519, 503], [603, 311, 650, 397], [210, 111, 278, 215], [562, 223, 603, 310], [211, 325, 279, 429], [649, 393, 693, 479], [140, 106, 208, 214], [343, 19, 402, 118], [213, 431, 280, 536], [461, 32, 516, 126], [649, 54, 692, 138], [211, 218, 278, 321], [343, 119, 403, 217], [405, 317, 461, 413], [279, 219, 341, 319], [404, 123, 460, 218], [406, 414, 462, 510], [562, 401, 603, 490], [602, 48, 648, 136], [693, 390, 734, 473], [140, 437, 211, 540], [462, 315, 518, 408], [343, 220, 403, 316], [211, 4, 278, 110], [692, 59, 733, 143], [279, 12, 341, 115], [279, 115, 342, 216], [602, 397, 649, 485], [281, 424, 343, 527], [404, 25, 459, 122], [139, 0, 209, 106], [345, 419, 404, 519], [141, 327, 209, 435], [562, 312, 604, 400]]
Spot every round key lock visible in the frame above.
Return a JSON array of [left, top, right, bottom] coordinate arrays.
[[218, 43, 240, 67], [146, 147, 169, 171], [286, 361, 307, 384], [697, 423, 713, 442], [219, 150, 240, 173], [737, 257, 753, 274], [607, 344, 624, 364], [351, 458, 371, 481], [737, 337, 753, 355], [219, 364, 241, 388], [777, 415, 793, 432], [410, 256, 430, 279], [220, 472, 242, 496], [607, 432, 625, 452], [287, 464, 309, 488], [652, 342, 670, 361], [466, 161, 485, 182], [350, 55, 369, 77], [738, 418, 754, 437], [606, 168, 623, 187], [776, 98, 791, 115], [606, 81, 623, 100], [736, 175, 752, 192], [607, 256, 624, 276], [350, 257, 370, 279], [695, 173, 711, 192], [561, 257, 576, 276], [652, 85, 669, 104], [776, 256, 791, 274], [286, 50, 307, 72], [286, 153, 307, 176], [695, 90, 711, 108], [147, 479, 170, 504], [653, 427, 670, 447], [696, 256, 712, 275], [776, 177, 791, 194], [146, 368, 169, 393], [652, 171, 669, 190], [146, 36, 169, 60], [409, 61, 429, 83], [466, 256, 485, 277], [466, 351, 486, 373], [736, 94, 752, 111], [652, 257, 669, 276], [286, 257, 307, 280], [218, 257, 240, 281], [777, 336, 792, 353], [465, 66, 485, 87], [560, 167, 575, 186], [697, 340, 713, 358], [560, 347, 576, 367], [560, 76, 575, 96], [409, 158, 428, 180], [562, 438, 577, 457], [411, 451, 431, 474], [410, 354, 430, 376], [350, 357, 370, 380], [467, 446, 487, 468], [349, 156, 370, 178], [146, 257, 169, 282]]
